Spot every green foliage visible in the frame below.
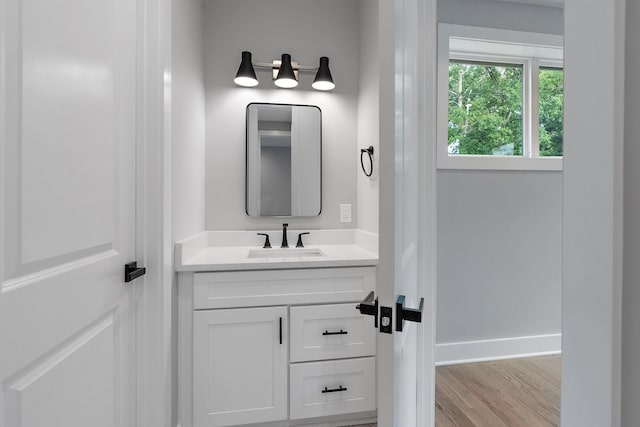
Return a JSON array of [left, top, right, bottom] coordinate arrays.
[[447, 62, 564, 157], [539, 68, 564, 156]]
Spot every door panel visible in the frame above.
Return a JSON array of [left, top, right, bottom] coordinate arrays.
[[393, 0, 420, 425], [5, 314, 117, 427], [0, 0, 138, 425], [19, 0, 118, 266], [376, 0, 436, 425]]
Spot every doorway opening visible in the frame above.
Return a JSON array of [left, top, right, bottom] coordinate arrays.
[[433, 1, 564, 426]]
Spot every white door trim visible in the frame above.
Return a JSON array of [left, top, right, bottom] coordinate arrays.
[[419, 0, 438, 425], [130, 1, 628, 426], [135, 0, 173, 426], [561, 0, 625, 425]]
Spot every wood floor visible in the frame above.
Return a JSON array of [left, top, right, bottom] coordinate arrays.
[[435, 356, 561, 427]]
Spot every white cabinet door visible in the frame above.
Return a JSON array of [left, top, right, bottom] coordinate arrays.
[[193, 307, 288, 427], [0, 1, 138, 427]]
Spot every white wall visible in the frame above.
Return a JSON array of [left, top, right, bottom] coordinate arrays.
[[438, 0, 563, 35], [436, 171, 563, 343], [623, 1, 640, 424], [172, 0, 205, 240], [203, 0, 360, 231], [356, 0, 379, 234], [435, 0, 564, 357], [171, 0, 205, 425]]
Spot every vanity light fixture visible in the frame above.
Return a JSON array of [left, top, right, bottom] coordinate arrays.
[[233, 51, 259, 87], [274, 54, 299, 88], [312, 57, 335, 91], [233, 51, 335, 91]]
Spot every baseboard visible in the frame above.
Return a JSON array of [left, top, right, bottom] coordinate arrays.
[[177, 414, 376, 427], [435, 333, 561, 366]]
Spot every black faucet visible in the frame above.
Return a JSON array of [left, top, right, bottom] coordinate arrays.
[[281, 223, 289, 248]]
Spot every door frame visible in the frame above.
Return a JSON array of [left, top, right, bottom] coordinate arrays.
[[377, 0, 626, 426], [135, 0, 173, 426], [137, 0, 628, 425], [561, 0, 625, 425]]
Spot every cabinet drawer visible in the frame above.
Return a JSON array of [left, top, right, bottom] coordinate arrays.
[[290, 304, 376, 362], [193, 267, 375, 309], [289, 357, 376, 420]]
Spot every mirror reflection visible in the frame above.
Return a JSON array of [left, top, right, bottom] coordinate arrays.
[[246, 103, 322, 217]]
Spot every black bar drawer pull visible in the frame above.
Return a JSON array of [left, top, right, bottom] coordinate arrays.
[[322, 329, 348, 336], [279, 317, 283, 345], [322, 386, 347, 393]]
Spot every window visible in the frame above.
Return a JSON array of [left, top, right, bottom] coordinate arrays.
[[448, 61, 524, 156], [539, 67, 564, 157], [438, 24, 564, 170]]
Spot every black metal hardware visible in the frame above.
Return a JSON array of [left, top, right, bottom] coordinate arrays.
[[279, 317, 283, 344], [356, 291, 378, 328], [396, 295, 424, 332], [124, 261, 146, 283], [281, 223, 289, 248], [257, 233, 271, 248], [360, 146, 374, 177], [322, 386, 347, 394], [380, 306, 393, 334], [296, 232, 310, 248], [322, 329, 348, 336]]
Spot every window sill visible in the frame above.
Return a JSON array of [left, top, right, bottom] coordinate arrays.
[[437, 154, 563, 171]]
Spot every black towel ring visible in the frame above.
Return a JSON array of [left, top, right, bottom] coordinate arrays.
[[360, 146, 374, 177]]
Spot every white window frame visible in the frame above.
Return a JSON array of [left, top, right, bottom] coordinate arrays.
[[437, 24, 564, 171]]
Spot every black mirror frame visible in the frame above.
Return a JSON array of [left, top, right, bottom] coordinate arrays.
[[245, 102, 323, 217]]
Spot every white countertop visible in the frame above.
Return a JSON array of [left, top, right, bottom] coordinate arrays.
[[175, 230, 378, 272]]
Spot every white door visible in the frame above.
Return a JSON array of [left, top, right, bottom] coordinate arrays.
[[0, 0, 139, 426], [377, 0, 437, 425]]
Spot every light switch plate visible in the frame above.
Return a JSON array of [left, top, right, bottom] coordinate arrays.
[[340, 204, 352, 223]]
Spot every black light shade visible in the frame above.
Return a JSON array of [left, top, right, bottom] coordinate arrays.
[[275, 53, 298, 88], [234, 51, 258, 87], [312, 56, 335, 91]]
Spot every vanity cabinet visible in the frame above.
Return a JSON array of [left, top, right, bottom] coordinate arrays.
[[178, 266, 377, 427]]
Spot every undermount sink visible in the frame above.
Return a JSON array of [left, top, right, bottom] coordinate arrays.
[[247, 248, 326, 259]]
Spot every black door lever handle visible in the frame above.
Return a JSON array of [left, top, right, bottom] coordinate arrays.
[[356, 291, 378, 327], [396, 295, 424, 332], [124, 261, 146, 283]]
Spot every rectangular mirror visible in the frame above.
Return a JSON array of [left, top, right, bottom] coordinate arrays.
[[246, 103, 322, 217]]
